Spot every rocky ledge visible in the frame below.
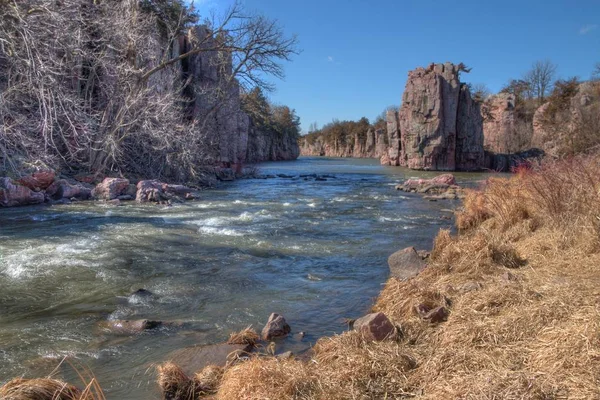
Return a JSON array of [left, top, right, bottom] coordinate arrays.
[[395, 173, 465, 200]]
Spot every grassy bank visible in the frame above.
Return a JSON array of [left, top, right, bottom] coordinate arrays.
[[3, 155, 599, 399], [212, 155, 600, 399]]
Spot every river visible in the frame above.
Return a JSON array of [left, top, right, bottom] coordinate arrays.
[[0, 157, 485, 398]]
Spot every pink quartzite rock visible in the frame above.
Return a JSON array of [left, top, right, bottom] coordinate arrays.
[[92, 177, 130, 200], [17, 170, 55, 191], [136, 180, 194, 203], [388, 247, 427, 280], [261, 313, 291, 340], [46, 179, 92, 200], [399, 62, 461, 170], [482, 93, 517, 154], [353, 312, 395, 341], [0, 178, 45, 207]]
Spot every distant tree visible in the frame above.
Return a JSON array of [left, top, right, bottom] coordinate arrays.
[[308, 122, 319, 134], [592, 62, 600, 81], [524, 60, 557, 104], [468, 83, 492, 101], [500, 79, 532, 102]]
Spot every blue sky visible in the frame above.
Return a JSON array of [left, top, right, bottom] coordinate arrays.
[[194, 0, 599, 132]]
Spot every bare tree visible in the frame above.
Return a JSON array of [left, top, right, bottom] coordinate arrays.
[[0, 0, 298, 183], [592, 62, 600, 81], [524, 60, 557, 104]]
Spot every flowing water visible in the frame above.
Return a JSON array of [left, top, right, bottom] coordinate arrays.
[[0, 157, 487, 399]]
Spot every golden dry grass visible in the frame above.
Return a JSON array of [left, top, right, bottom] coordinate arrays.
[[226, 326, 259, 346], [0, 359, 105, 400]]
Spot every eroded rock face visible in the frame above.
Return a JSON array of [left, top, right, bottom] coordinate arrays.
[[353, 312, 395, 341], [457, 85, 485, 170], [261, 313, 291, 340], [399, 63, 461, 170], [0, 178, 45, 207], [92, 177, 130, 200], [482, 93, 517, 154], [385, 110, 402, 166], [388, 247, 427, 280]]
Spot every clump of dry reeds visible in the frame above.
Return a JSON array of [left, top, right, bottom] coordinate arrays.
[[226, 326, 259, 346], [0, 358, 105, 400]]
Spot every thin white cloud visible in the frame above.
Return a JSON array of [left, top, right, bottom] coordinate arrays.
[[580, 24, 598, 35], [327, 56, 334, 62]]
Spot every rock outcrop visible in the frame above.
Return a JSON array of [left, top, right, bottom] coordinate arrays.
[[183, 27, 299, 169], [301, 63, 487, 171], [482, 93, 519, 154], [531, 81, 599, 157], [398, 63, 462, 170], [136, 180, 194, 203]]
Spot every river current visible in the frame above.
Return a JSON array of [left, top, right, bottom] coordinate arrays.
[[0, 157, 484, 398]]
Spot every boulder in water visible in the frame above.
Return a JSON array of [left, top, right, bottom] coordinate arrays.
[[46, 179, 92, 200], [261, 313, 291, 340]]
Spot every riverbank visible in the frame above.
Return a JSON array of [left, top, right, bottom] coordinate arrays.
[[162, 154, 600, 398], [5, 155, 598, 398]]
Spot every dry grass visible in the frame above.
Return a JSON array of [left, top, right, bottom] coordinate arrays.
[[0, 358, 105, 400], [227, 326, 259, 346], [208, 154, 600, 399]]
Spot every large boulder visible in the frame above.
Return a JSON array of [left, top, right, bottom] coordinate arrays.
[[92, 177, 130, 200], [261, 313, 291, 340], [0, 178, 45, 207], [399, 63, 461, 170], [136, 180, 193, 203], [353, 312, 396, 341], [388, 247, 427, 280], [17, 170, 56, 191], [46, 179, 92, 200]]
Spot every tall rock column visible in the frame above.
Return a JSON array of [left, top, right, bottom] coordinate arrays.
[[398, 63, 461, 170], [456, 85, 485, 170], [385, 110, 402, 166]]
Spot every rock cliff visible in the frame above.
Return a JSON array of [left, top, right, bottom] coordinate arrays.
[[183, 27, 299, 167]]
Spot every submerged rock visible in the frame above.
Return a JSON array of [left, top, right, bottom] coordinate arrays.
[[168, 342, 253, 375], [99, 319, 162, 335], [261, 313, 291, 340], [353, 312, 396, 341], [0, 177, 45, 207], [388, 247, 427, 280]]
